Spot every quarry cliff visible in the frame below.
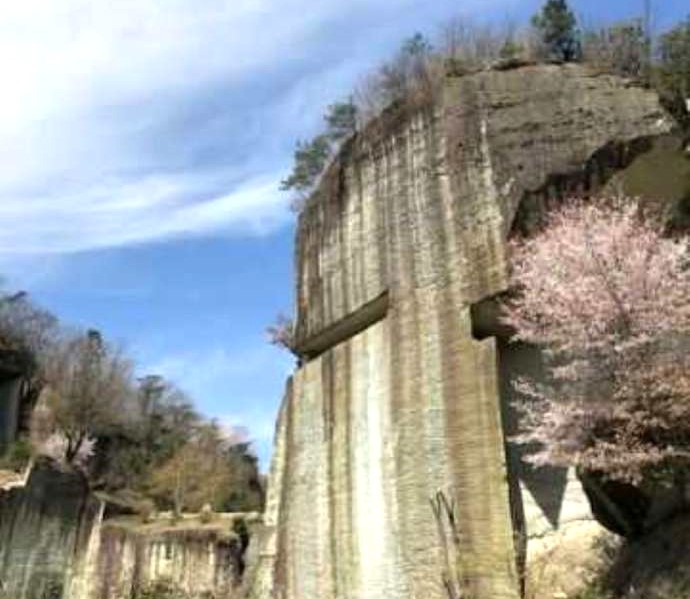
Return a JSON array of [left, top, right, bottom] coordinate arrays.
[[0, 462, 253, 599], [0, 63, 685, 599], [251, 63, 679, 599]]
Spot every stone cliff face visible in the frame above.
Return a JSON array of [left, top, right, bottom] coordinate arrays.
[[0, 462, 100, 599], [77, 519, 247, 599], [0, 463, 252, 599], [255, 64, 674, 599], [0, 65, 679, 599]]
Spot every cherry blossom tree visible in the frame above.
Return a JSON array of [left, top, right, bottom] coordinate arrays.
[[502, 198, 690, 488]]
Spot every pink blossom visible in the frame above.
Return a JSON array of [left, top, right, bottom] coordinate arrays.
[[502, 197, 690, 483]]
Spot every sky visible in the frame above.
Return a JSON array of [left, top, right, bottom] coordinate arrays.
[[0, 0, 686, 469]]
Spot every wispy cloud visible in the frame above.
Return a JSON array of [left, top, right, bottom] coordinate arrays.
[[0, 0, 518, 256], [146, 344, 292, 393], [0, 1, 356, 254], [0, 174, 291, 253]]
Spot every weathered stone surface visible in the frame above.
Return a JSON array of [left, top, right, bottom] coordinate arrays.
[[0, 462, 100, 599], [0, 463, 253, 599], [78, 520, 246, 599], [256, 65, 673, 599]]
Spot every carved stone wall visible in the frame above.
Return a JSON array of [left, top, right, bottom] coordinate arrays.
[[81, 522, 245, 599], [0, 463, 100, 599], [255, 64, 673, 599]]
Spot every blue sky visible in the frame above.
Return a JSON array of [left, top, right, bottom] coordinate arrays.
[[0, 0, 686, 469]]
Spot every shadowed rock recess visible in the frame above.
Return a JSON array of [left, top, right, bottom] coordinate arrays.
[[250, 64, 675, 599]]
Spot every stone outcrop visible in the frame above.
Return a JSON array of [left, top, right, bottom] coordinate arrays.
[[0, 64, 681, 599], [74, 517, 248, 599], [254, 64, 675, 599], [0, 462, 100, 599], [0, 462, 255, 598]]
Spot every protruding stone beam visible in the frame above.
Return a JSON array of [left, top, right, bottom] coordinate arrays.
[[295, 292, 389, 362]]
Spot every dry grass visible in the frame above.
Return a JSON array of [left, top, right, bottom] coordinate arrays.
[[102, 511, 260, 542]]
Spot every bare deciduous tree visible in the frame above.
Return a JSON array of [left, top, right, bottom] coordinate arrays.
[[0, 293, 60, 438], [150, 422, 235, 515], [42, 330, 135, 464], [0, 291, 58, 359], [352, 32, 440, 121], [582, 20, 648, 78], [441, 17, 529, 69]]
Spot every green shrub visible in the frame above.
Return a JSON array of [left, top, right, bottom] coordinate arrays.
[[0, 438, 33, 472], [199, 503, 214, 524], [43, 583, 62, 599], [232, 517, 250, 552], [133, 580, 191, 599]]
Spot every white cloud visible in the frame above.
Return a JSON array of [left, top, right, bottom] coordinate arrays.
[[145, 344, 290, 390], [0, 173, 291, 254], [0, 0, 516, 256], [0, 0, 369, 254]]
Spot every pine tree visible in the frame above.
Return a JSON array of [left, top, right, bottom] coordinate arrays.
[[280, 134, 332, 201], [532, 0, 582, 62], [324, 99, 358, 142]]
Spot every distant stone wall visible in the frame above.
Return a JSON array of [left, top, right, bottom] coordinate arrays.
[[82, 524, 245, 599], [0, 462, 253, 599], [254, 64, 673, 599], [0, 462, 100, 599]]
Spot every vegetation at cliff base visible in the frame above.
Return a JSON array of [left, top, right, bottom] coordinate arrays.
[[133, 581, 192, 599], [0, 292, 264, 515]]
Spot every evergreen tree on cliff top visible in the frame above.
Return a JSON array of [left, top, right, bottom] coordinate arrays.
[[324, 99, 358, 143], [280, 135, 331, 199], [532, 0, 582, 62]]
